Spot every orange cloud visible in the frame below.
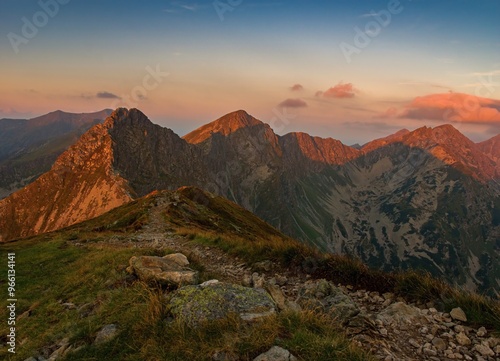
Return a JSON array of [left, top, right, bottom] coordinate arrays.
[[378, 93, 500, 123], [290, 84, 304, 91], [322, 82, 357, 98], [278, 98, 308, 108]]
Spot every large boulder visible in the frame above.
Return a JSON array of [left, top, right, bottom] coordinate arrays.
[[127, 253, 198, 287], [167, 281, 276, 326]]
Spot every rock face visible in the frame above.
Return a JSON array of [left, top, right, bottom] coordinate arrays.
[[1, 107, 499, 292], [167, 282, 276, 326], [0, 109, 132, 241], [127, 254, 198, 286]]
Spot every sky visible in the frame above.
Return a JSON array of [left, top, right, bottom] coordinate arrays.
[[1, 0, 499, 145]]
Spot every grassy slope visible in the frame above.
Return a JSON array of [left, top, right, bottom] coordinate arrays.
[[0, 189, 374, 361], [1, 188, 499, 360]]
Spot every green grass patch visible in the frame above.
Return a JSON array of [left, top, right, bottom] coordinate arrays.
[[0, 236, 168, 360], [126, 305, 374, 361]]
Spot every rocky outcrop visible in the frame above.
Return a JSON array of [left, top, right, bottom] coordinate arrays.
[[167, 281, 276, 326]]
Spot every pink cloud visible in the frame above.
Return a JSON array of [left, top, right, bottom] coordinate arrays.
[[278, 98, 308, 108], [378, 93, 500, 123], [290, 84, 304, 91], [322, 82, 357, 98]]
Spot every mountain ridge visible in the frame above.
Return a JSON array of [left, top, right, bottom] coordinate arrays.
[[0, 109, 112, 198], [1, 108, 499, 292], [183, 109, 266, 144]]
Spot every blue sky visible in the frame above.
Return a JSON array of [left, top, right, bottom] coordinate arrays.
[[1, 0, 499, 144]]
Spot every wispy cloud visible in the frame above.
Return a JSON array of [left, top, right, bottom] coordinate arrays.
[[96, 91, 120, 99], [398, 81, 451, 90]]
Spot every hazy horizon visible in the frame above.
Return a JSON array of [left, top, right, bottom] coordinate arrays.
[[1, 0, 499, 144]]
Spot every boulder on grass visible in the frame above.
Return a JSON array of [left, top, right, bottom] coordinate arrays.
[[253, 346, 297, 361], [127, 253, 198, 287], [167, 282, 276, 327]]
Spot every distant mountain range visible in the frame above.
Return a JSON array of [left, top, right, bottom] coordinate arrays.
[[1, 108, 498, 293], [0, 109, 112, 198]]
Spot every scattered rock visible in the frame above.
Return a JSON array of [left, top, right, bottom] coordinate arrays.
[[47, 338, 70, 361], [167, 282, 276, 326], [265, 284, 288, 311], [450, 307, 467, 322], [323, 289, 360, 324], [474, 344, 495, 357], [476, 326, 487, 337], [127, 254, 198, 287], [201, 279, 220, 287], [377, 302, 423, 325], [432, 337, 447, 351], [252, 273, 266, 289], [296, 279, 359, 324], [253, 260, 273, 272], [95, 324, 118, 345], [456, 332, 472, 346], [253, 346, 297, 361]]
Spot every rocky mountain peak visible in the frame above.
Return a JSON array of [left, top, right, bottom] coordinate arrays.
[[103, 108, 152, 129], [183, 110, 265, 144], [405, 125, 498, 180], [406, 124, 467, 144]]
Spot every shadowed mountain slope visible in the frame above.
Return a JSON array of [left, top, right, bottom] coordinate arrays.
[[0, 109, 112, 198], [1, 108, 499, 292]]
